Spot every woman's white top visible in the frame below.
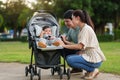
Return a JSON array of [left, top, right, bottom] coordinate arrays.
[[78, 24, 106, 63]]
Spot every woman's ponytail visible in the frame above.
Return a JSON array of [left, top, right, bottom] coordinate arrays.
[[73, 10, 94, 30], [82, 10, 94, 30]]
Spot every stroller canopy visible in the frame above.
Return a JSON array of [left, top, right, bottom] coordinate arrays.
[[27, 10, 60, 37]]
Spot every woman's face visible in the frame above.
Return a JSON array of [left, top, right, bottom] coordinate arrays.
[[72, 15, 79, 27]]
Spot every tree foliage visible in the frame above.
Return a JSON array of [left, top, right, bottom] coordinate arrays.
[[91, 0, 119, 27], [52, 0, 120, 28], [0, 0, 120, 38], [0, 1, 6, 31], [17, 8, 32, 29], [0, 14, 4, 28], [2, 0, 30, 37]]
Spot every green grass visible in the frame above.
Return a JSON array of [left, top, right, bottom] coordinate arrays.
[[0, 41, 120, 75], [99, 42, 120, 75], [0, 41, 31, 63]]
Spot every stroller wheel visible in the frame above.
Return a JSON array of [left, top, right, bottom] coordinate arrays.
[[59, 68, 63, 79], [30, 68, 34, 80], [25, 66, 29, 76], [67, 68, 71, 80], [57, 67, 62, 75], [51, 67, 55, 75], [38, 69, 41, 80]]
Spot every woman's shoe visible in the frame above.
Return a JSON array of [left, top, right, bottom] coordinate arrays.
[[81, 72, 89, 79], [84, 69, 99, 80]]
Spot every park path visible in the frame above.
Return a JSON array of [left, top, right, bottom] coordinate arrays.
[[0, 62, 120, 80]]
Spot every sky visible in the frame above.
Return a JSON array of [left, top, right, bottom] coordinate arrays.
[[0, 0, 36, 3], [0, 0, 36, 8], [0, 0, 7, 3]]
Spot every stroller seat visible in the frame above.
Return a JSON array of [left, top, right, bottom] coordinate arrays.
[[30, 24, 63, 50]]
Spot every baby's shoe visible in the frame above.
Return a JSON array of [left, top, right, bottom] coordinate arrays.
[[52, 41, 60, 46], [38, 42, 47, 48]]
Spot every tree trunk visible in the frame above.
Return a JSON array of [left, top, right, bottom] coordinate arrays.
[[13, 26, 17, 38]]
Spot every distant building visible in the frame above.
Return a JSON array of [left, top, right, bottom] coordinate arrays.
[[104, 23, 114, 35], [20, 28, 28, 37]]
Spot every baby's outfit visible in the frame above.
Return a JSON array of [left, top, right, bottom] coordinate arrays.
[[38, 34, 61, 48]]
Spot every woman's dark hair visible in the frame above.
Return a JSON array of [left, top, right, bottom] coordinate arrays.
[[73, 10, 94, 29], [63, 10, 74, 20], [43, 26, 50, 30]]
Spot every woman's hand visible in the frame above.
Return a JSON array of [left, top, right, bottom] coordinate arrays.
[[58, 40, 65, 46], [61, 35, 67, 42]]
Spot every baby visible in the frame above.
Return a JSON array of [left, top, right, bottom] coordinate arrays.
[[38, 26, 61, 48]]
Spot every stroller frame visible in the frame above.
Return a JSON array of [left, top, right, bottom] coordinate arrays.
[[25, 10, 71, 80]]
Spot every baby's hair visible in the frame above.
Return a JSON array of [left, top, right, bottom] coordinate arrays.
[[42, 26, 51, 31]]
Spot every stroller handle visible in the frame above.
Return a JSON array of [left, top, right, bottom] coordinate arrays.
[[37, 10, 57, 20]]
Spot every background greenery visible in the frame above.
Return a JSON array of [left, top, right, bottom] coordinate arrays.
[[0, 41, 120, 75], [0, 0, 120, 38]]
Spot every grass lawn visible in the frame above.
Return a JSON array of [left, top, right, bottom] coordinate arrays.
[[99, 42, 120, 75], [0, 41, 31, 63], [0, 41, 120, 75]]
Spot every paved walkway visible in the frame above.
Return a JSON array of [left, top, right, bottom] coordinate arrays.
[[0, 63, 120, 80]]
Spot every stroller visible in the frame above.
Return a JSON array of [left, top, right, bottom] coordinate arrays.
[[25, 10, 71, 80]]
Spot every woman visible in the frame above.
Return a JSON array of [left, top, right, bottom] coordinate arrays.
[[59, 10, 106, 80]]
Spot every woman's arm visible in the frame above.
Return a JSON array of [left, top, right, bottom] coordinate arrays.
[[63, 43, 83, 50], [64, 41, 75, 45], [59, 40, 84, 50]]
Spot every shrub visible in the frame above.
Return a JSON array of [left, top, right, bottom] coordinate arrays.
[[20, 36, 28, 42], [0, 38, 20, 41], [0, 37, 28, 42], [97, 34, 114, 42], [114, 29, 120, 41]]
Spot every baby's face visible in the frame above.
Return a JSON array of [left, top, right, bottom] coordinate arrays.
[[44, 28, 52, 35]]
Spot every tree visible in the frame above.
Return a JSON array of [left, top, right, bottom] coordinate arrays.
[[91, 0, 120, 33], [17, 7, 32, 37], [53, 0, 120, 32], [32, 0, 55, 11], [0, 0, 120, 37], [0, 14, 4, 28], [0, 1, 5, 32], [3, 0, 29, 37]]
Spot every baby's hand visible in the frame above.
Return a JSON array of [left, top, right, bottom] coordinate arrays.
[[49, 36, 55, 40], [41, 31, 45, 34], [40, 31, 45, 38]]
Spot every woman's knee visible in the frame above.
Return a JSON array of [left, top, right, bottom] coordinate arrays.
[[66, 55, 81, 63], [66, 55, 71, 62], [66, 55, 74, 65]]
